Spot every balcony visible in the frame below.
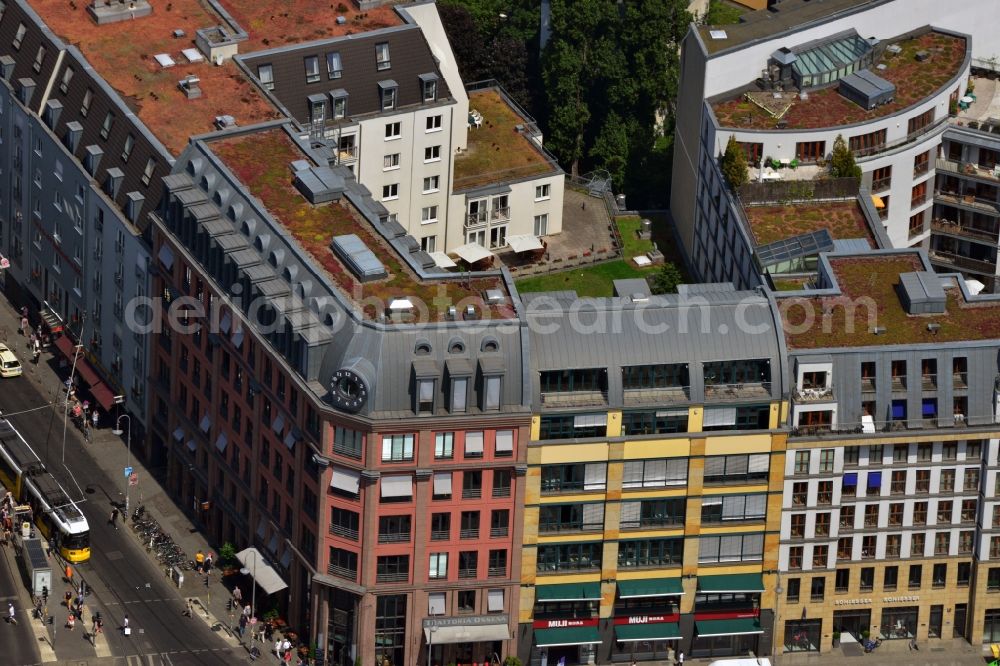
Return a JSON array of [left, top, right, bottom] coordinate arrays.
[[794, 386, 835, 402], [462, 487, 482, 499], [914, 161, 931, 178], [540, 390, 608, 408], [929, 249, 998, 275], [934, 190, 1000, 215], [488, 566, 506, 578], [703, 381, 771, 401], [460, 528, 479, 539], [327, 564, 357, 580], [336, 144, 358, 163], [931, 216, 1000, 243], [936, 157, 1000, 183], [490, 526, 509, 538], [622, 386, 689, 406], [430, 530, 450, 541], [329, 525, 359, 541], [466, 207, 511, 229], [458, 568, 477, 579], [872, 176, 892, 192], [378, 532, 410, 544], [492, 487, 511, 499]]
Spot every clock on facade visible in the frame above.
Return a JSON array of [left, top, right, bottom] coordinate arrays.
[[329, 369, 368, 412]]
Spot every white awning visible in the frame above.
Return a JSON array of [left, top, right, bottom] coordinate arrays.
[[388, 298, 413, 311], [703, 407, 737, 428], [464, 431, 484, 455], [506, 234, 543, 253], [428, 593, 446, 616], [452, 243, 494, 264], [495, 430, 514, 453], [331, 467, 361, 494], [215, 432, 228, 453], [380, 475, 412, 498], [433, 472, 452, 496], [487, 589, 504, 612], [861, 414, 876, 433], [430, 251, 457, 269], [574, 413, 607, 428], [157, 244, 174, 270], [424, 623, 510, 644], [235, 547, 288, 596]]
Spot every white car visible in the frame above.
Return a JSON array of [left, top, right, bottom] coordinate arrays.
[[0, 344, 22, 377]]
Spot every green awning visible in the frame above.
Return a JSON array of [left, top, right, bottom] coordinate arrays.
[[697, 573, 764, 593], [535, 626, 602, 647], [696, 618, 763, 637], [535, 582, 602, 602], [617, 578, 684, 598], [615, 623, 682, 642]]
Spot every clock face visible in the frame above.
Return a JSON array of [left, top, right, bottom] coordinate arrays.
[[329, 370, 367, 412]]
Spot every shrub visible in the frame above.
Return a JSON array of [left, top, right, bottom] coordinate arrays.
[[337, 2, 349, 12], [650, 262, 684, 295], [829, 134, 861, 178], [720, 135, 749, 188], [219, 542, 236, 565]]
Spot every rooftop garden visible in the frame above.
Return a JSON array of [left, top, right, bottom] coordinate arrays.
[[745, 201, 874, 247], [211, 129, 509, 321], [454, 89, 559, 191], [216, 0, 402, 51], [32, 0, 280, 155], [713, 31, 967, 130], [781, 254, 1000, 348]]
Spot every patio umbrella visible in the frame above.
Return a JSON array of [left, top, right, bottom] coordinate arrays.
[[871, 195, 885, 209], [965, 278, 985, 295]]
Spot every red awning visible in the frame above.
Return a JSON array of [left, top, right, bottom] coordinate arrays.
[[52, 336, 101, 387], [89, 382, 116, 412]]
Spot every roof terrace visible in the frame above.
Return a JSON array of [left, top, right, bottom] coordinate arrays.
[[214, 0, 403, 52], [210, 128, 511, 321], [712, 30, 966, 130], [30, 0, 280, 155], [454, 86, 561, 192], [780, 253, 1000, 348], [745, 200, 874, 247]]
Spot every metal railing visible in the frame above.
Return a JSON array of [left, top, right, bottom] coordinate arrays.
[[929, 250, 998, 274], [914, 161, 931, 177], [376, 571, 408, 583], [430, 530, 450, 541], [378, 532, 410, 544], [327, 564, 357, 580], [329, 524, 359, 541], [703, 381, 772, 400], [871, 176, 892, 192], [737, 177, 859, 205], [488, 566, 506, 578], [933, 190, 1000, 215], [459, 528, 479, 539], [540, 390, 609, 408], [492, 487, 511, 498], [490, 526, 509, 538], [458, 568, 477, 579], [462, 487, 482, 499], [931, 217, 1000, 242], [936, 157, 1000, 181], [794, 386, 834, 401]]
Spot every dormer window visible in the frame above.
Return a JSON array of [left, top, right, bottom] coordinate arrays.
[[327, 52, 342, 79], [142, 158, 156, 186], [330, 90, 348, 120], [100, 112, 115, 140], [121, 134, 134, 162], [33, 46, 45, 73], [12, 23, 25, 51], [417, 378, 435, 413], [257, 64, 274, 91], [308, 94, 326, 125], [59, 66, 74, 94], [379, 80, 398, 112], [420, 73, 438, 103], [451, 377, 468, 413], [81, 89, 92, 117], [375, 42, 390, 70], [304, 56, 320, 84]]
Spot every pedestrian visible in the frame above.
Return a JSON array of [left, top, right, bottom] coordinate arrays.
[[64, 590, 72, 607], [76, 592, 84, 609], [67, 612, 75, 630], [283, 649, 292, 664], [123, 613, 130, 635], [282, 637, 291, 656], [238, 613, 247, 638], [109, 508, 119, 529], [204, 552, 213, 574], [677, 650, 684, 666], [232, 586, 242, 604], [275, 639, 283, 658], [19, 316, 28, 336], [7, 602, 15, 625], [242, 603, 251, 618], [91, 409, 99, 430], [95, 614, 103, 634], [184, 598, 193, 618], [264, 620, 274, 641], [195, 549, 204, 573]]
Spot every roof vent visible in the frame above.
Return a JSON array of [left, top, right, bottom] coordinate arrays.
[[64, 121, 83, 153], [17, 78, 36, 107], [0, 55, 14, 81], [485, 289, 505, 305], [709, 29, 728, 40], [178, 75, 202, 99], [294, 166, 345, 204], [336, 15, 346, 24], [214, 115, 237, 130], [173, 29, 186, 38], [926, 323, 941, 334], [898, 271, 946, 314], [330, 234, 387, 283], [886, 44, 902, 55], [915, 50, 930, 62], [872, 326, 887, 335], [464, 305, 479, 320], [446, 305, 457, 320]]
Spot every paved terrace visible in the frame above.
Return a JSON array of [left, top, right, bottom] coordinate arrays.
[[454, 87, 561, 191], [210, 128, 511, 321], [745, 200, 875, 247], [30, 0, 281, 155], [779, 253, 1000, 348], [712, 30, 966, 130], [215, 0, 402, 52]]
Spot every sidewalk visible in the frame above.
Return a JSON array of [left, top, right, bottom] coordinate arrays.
[[0, 287, 291, 664]]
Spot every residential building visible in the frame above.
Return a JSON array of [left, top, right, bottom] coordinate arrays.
[[235, 2, 564, 255], [153, 122, 529, 665], [517, 282, 789, 663], [772, 248, 1000, 651], [670, 0, 1000, 291]]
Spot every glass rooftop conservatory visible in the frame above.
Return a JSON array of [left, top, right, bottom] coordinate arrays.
[[772, 29, 876, 89]]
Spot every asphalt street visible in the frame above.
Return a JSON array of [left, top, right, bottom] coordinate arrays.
[[0, 367, 243, 664]]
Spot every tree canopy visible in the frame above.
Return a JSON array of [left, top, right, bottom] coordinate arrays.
[[720, 135, 749, 189], [830, 134, 862, 178]]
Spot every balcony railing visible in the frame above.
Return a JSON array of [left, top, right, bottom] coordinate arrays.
[[860, 377, 876, 392], [327, 564, 357, 580], [458, 568, 477, 579], [490, 526, 509, 538], [933, 190, 1000, 215], [378, 532, 410, 544], [703, 381, 771, 400], [337, 145, 358, 162], [914, 161, 931, 177], [430, 529, 450, 541], [936, 157, 1000, 182], [954, 372, 969, 389], [921, 373, 938, 390], [794, 386, 834, 402], [931, 216, 1000, 243], [462, 487, 482, 499], [929, 250, 998, 275], [492, 487, 511, 498], [540, 390, 608, 408], [460, 528, 479, 539], [911, 193, 929, 208], [329, 525, 359, 541], [871, 176, 892, 192], [376, 571, 408, 583], [488, 566, 506, 578], [622, 386, 689, 406]]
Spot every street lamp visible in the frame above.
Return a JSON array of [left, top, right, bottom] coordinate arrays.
[[240, 550, 258, 658], [427, 625, 437, 666], [112, 415, 132, 516]]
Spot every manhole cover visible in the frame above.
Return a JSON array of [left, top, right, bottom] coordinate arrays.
[[106, 550, 124, 561]]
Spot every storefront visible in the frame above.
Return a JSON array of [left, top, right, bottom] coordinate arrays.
[[782, 619, 821, 652], [833, 609, 871, 642], [690, 574, 765, 659], [424, 615, 510, 666], [610, 577, 684, 662], [529, 583, 602, 666], [879, 606, 918, 640]]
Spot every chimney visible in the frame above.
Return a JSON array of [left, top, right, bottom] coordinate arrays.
[[0, 55, 14, 81], [17, 78, 36, 107], [44, 99, 63, 129], [65, 121, 83, 153], [85, 145, 104, 176]]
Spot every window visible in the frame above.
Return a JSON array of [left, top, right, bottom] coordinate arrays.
[[622, 410, 688, 435], [258, 64, 274, 90], [328, 547, 358, 579], [849, 129, 886, 155], [493, 470, 511, 498], [907, 107, 935, 135], [908, 212, 925, 236], [932, 563, 947, 587], [623, 498, 686, 528], [884, 566, 898, 591], [30, 45, 45, 73], [423, 78, 437, 102], [457, 590, 475, 613], [835, 569, 850, 593], [460, 511, 480, 539], [429, 553, 448, 579], [619, 538, 684, 567], [422, 175, 439, 193], [815, 512, 831, 537], [871, 165, 892, 191], [893, 444, 908, 463], [790, 514, 805, 538], [424, 145, 441, 162], [810, 577, 825, 602], [383, 153, 400, 170], [965, 468, 980, 492], [794, 450, 810, 474], [839, 506, 854, 529], [890, 470, 906, 494], [463, 431, 483, 458], [792, 482, 807, 506], [385, 122, 401, 139], [819, 449, 835, 473], [541, 463, 606, 492], [421, 206, 438, 223], [381, 183, 398, 200], [703, 454, 769, 484], [789, 546, 803, 569], [491, 509, 509, 537], [536, 542, 602, 572], [535, 184, 551, 200], [378, 515, 411, 543], [120, 134, 135, 163], [958, 562, 971, 586], [913, 502, 927, 526], [434, 432, 453, 459], [886, 534, 901, 558], [332, 94, 347, 119], [375, 42, 390, 70], [458, 551, 478, 578], [844, 446, 859, 466], [989, 568, 1000, 591], [142, 158, 156, 186], [381, 84, 397, 111], [81, 88, 93, 117], [533, 214, 548, 236], [12, 23, 25, 50], [937, 500, 953, 524], [700, 495, 765, 523], [787, 578, 800, 602], [966, 441, 982, 461], [910, 533, 926, 558], [795, 140, 825, 161], [864, 504, 879, 527], [483, 376, 502, 411], [426, 115, 442, 132], [621, 459, 687, 488], [303, 56, 320, 83], [888, 503, 903, 526], [836, 538, 852, 561], [916, 470, 930, 493], [101, 112, 115, 140], [488, 549, 507, 577], [462, 471, 482, 499], [326, 52, 342, 79], [817, 481, 833, 505], [333, 426, 362, 459], [539, 413, 607, 439], [381, 434, 414, 462], [494, 430, 513, 457], [698, 533, 764, 563]]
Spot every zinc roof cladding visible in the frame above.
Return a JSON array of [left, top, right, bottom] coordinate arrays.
[[790, 29, 872, 79], [1, 0, 171, 228], [238, 25, 451, 125]]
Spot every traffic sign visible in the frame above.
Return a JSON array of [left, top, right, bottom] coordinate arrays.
[[129, 473, 138, 487], [124, 466, 133, 478]]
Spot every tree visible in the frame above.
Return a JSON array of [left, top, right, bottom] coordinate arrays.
[[720, 135, 749, 188], [589, 112, 630, 190], [649, 262, 684, 295], [829, 134, 861, 178]]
